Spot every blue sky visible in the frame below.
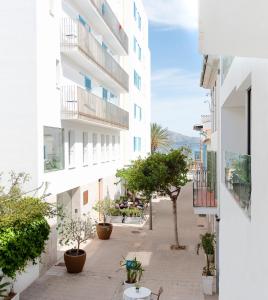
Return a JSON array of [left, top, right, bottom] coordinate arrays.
[[143, 0, 209, 136]]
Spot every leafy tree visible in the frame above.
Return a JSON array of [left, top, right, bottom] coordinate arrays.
[[151, 123, 170, 153], [160, 149, 189, 249], [116, 158, 163, 230]]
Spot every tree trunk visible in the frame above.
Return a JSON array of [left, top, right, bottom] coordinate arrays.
[[172, 198, 179, 247], [149, 197, 153, 230]]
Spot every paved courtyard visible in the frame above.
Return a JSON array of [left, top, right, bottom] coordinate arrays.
[[21, 183, 218, 300]]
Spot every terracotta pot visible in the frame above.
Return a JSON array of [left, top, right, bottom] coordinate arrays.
[[64, 249, 86, 273], [96, 223, 113, 240]]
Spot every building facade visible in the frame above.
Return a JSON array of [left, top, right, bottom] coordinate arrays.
[[199, 1, 268, 298], [0, 0, 150, 293]]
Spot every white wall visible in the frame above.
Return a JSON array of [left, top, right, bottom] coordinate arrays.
[[0, 1, 38, 190], [218, 58, 268, 299], [199, 0, 268, 58]]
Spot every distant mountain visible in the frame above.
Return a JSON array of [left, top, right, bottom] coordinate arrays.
[[167, 131, 200, 155]]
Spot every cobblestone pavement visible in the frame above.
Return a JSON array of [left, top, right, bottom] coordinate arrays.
[[21, 183, 218, 300]]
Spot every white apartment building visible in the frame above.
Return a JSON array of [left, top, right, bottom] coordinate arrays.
[[199, 1, 268, 298], [0, 0, 150, 293]]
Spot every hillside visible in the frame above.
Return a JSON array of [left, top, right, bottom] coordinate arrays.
[[167, 130, 200, 154]]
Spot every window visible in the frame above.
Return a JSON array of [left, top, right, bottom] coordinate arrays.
[[133, 2, 141, 30], [92, 133, 98, 164], [134, 70, 141, 90], [78, 15, 87, 26], [134, 137, 141, 152], [83, 132, 89, 166], [101, 134, 105, 162], [112, 136, 116, 161], [84, 76, 91, 91], [102, 88, 108, 100], [133, 2, 137, 20], [44, 127, 64, 172], [102, 42, 108, 51], [133, 36, 142, 61], [134, 104, 142, 121], [133, 36, 137, 52], [68, 130, 75, 168], [106, 135, 110, 162]]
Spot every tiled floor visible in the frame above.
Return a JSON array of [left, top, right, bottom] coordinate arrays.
[[21, 183, 218, 300]]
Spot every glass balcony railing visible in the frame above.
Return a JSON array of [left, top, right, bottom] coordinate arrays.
[[61, 18, 129, 92], [61, 85, 129, 130], [221, 56, 234, 84], [90, 0, 128, 53], [224, 151, 251, 217]]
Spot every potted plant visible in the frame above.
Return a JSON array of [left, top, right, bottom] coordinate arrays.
[[94, 200, 113, 240], [0, 276, 19, 300], [57, 214, 94, 273], [197, 233, 215, 295], [120, 257, 144, 289]]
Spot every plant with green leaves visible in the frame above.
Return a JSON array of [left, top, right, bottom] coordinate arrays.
[[93, 199, 113, 223], [57, 214, 95, 255], [197, 233, 215, 276], [121, 257, 144, 284], [0, 172, 52, 278], [0, 275, 10, 298]]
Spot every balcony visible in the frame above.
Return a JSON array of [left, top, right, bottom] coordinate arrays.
[[193, 151, 217, 214], [221, 56, 234, 84], [61, 85, 129, 130], [61, 18, 129, 93], [224, 152, 251, 218], [65, 0, 128, 55]]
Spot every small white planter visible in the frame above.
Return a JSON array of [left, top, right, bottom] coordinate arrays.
[[109, 216, 123, 223], [124, 217, 142, 224], [123, 281, 136, 290], [202, 276, 214, 295]]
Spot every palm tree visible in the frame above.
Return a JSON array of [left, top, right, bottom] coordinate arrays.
[[151, 123, 170, 153]]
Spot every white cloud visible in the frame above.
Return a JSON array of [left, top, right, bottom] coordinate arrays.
[[152, 68, 200, 92], [143, 0, 198, 30]]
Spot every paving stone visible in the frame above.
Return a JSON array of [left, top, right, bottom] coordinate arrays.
[[21, 183, 218, 300]]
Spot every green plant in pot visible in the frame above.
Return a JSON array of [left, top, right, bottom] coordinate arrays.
[[121, 257, 144, 288], [94, 199, 113, 240], [197, 233, 215, 295], [57, 213, 94, 273], [0, 276, 10, 299]]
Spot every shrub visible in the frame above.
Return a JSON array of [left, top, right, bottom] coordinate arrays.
[[0, 217, 50, 278]]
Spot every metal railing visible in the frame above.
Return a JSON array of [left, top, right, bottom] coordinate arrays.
[[193, 151, 217, 208], [61, 18, 129, 92], [90, 0, 128, 53], [224, 151, 251, 217], [61, 85, 129, 130]]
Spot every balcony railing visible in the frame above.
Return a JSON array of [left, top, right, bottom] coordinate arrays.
[[193, 151, 217, 208], [61, 18, 129, 92], [224, 152, 251, 217], [90, 0, 128, 53], [221, 56, 234, 84], [61, 85, 129, 130]]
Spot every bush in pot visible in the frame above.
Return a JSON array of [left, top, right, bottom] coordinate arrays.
[[197, 233, 215, 295], [57, 214, 95, 273], [120, 257, 144, 288], [94, 200, 113, 240]]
